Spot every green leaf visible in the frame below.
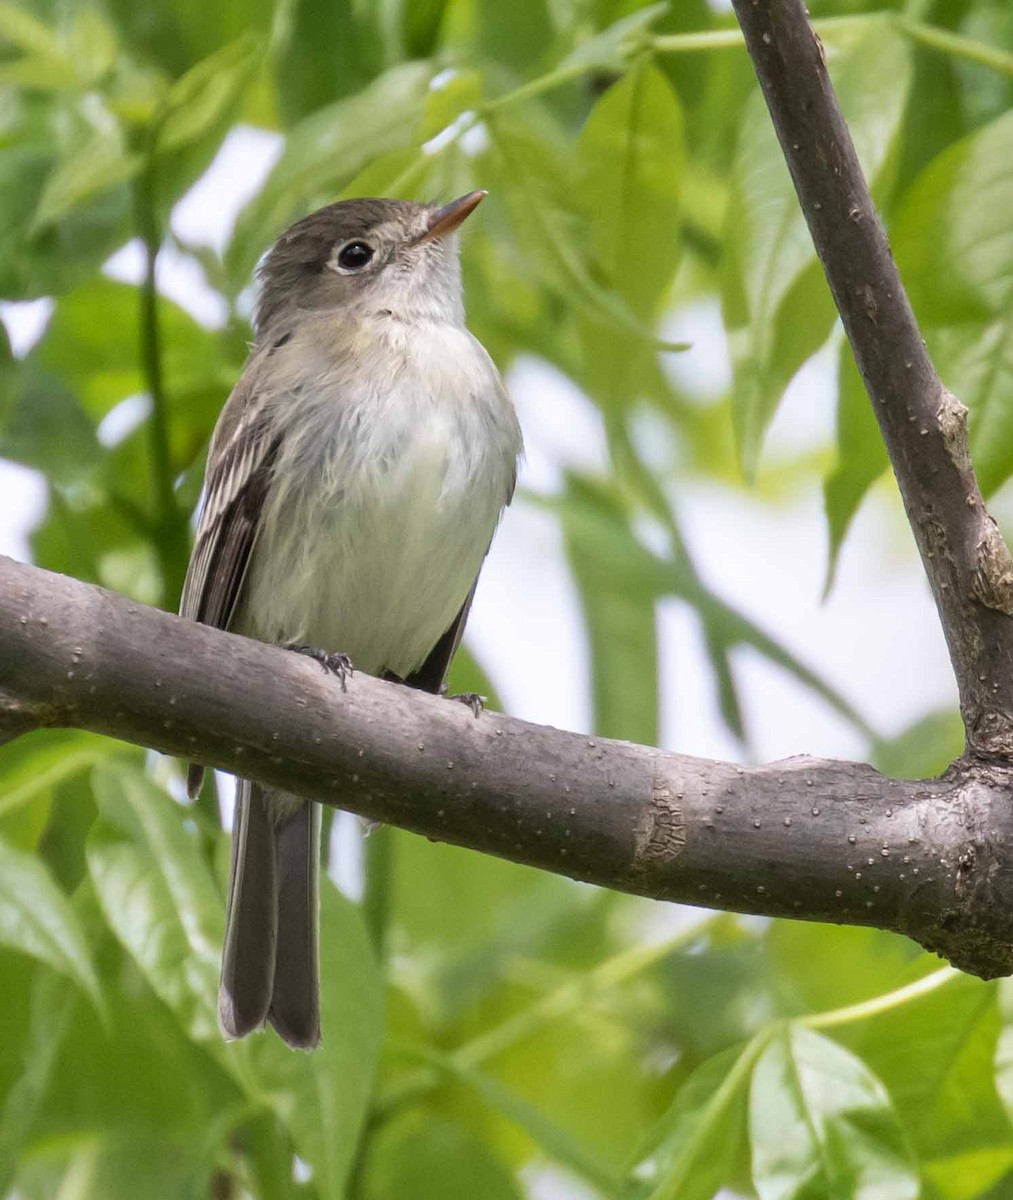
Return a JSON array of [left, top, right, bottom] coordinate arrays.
[[32, 125, 138, 233], [0, 969, 78, 1193], [823, 342, 890, 591], [86, 763, 221, 1040], [580, 61, 683, 319], [892, 108, 1013, 494], [0, 2, 59, 56], [723, 17, 913, 475], [226, 61, 433, 287], [365, 1118, 523, 1200], [576, 60, 683, 417], [157, 34, 260, 156], [557, 473, 661, 744], [766, 923, 926, 1018], [0, 835, 102, 1013], [400, 1043, 620, 1194], [0, 131, 132, 299], [273, 0, 383, 122], [32, 277, 227, 465], [846, 973, 1007, 1160], [750, 1026, 918, 1200], [873, 710, 964, 780], [235, 881, 384, 1200], [0, 732, 113, 823], [560, 3, 667, 75], [630, 1038, 763, 1200]]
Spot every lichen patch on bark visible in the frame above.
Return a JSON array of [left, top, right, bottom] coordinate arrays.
[[633, 777, 686, 870]]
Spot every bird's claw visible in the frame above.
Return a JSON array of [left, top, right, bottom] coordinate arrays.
[[286, 645, 354, 692], [448, 691, 485, 718]]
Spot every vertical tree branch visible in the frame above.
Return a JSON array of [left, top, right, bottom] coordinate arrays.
[[132, 149, 189, 609], [731, 0, 1013, 758]]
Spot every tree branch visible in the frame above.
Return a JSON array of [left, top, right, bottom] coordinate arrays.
[[3, 554, 1013, 979], [731, 0, 1013, 758]]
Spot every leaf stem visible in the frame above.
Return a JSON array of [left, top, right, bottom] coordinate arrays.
[[455, 916, 718, 1069], [133, 145, 188, 607], [362, 824, 393, 962], [896, 17, 1013, 79], [134, 158, 175, 536], [651, 14, 882, 54], [802, 966, 960, 1031]]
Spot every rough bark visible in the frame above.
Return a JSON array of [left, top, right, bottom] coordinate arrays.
[[2, 554, 1013, 979], [731, 0, 1013, 757]]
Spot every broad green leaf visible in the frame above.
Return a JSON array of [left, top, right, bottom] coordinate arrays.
[[0, 366, 102, 485], [580, 61, 683, 319], [273, 0, 383, 122], [0, 835, 102, 1013], [0, 730, 112, 855], [236, 881, 384, 1200], [226, 61, 434, 287], [823, 343, 889, 590], [399, 1043, 621, 1194], [65, 6, 118, 87], [0, 145, 132, 298], [31, 278, 229, 470], [558, 473, 662, 744], [486, 113, 687, 355], [86, 763, 221, 1040], [766, 923, 926, 1018], [0, 969, 78, 1193], [924, 1145, 1013, 1200], [630, 1038, 762, 1200], [559, 4, 667, 75], [873, 710, 964, 780], [0, 2, 59, 55], [577, 61, 683, 418], [723, 17, 912, 475], [891, 108, 1013, 494], [365, 1118, 522, 1200], [21, 936, 242, 1200], [31, 129, 139, 233], [473, 0, 553, 75], [157, 34, 260, 156], [750, 1026, 918, 1200], [844, 973, 1007, 1159]]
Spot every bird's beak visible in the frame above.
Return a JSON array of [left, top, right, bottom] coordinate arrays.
[[417, 191, 487, 243]]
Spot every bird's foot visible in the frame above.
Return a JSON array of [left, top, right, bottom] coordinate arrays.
[[286, 644, 354, 692], [446, 690, 485, 718]]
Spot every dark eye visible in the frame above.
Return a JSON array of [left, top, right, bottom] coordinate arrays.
[[336, 240, 374, 271]]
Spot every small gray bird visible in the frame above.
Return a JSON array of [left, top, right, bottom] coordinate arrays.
[[179, 192, 522, 1048]]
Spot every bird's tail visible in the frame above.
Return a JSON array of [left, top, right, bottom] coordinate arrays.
[[219, 781, 321, 1049]]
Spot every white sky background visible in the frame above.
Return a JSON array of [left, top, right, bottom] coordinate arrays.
[[0, 124, 958, 772]]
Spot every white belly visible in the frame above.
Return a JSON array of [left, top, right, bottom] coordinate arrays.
[[235, 319, 520, 679]]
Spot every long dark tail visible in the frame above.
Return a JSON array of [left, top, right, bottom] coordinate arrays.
[[219, 781, 321, 1049]]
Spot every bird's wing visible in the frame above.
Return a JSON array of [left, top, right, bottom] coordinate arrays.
[[180, 356, 278, 630], [403, 462, 517, 696], [180, 351, 280, 796], [403, 583, 478, 694]]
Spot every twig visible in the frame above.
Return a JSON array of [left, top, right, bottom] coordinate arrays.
[[731, 0, 1013, 758]]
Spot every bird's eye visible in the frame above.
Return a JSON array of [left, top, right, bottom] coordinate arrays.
[[336, 240, 374, 271]]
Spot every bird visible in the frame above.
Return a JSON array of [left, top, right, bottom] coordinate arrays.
[[179, 191, 523, 1048]]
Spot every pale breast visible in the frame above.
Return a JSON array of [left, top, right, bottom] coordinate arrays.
[[235, 316, 521, 678]]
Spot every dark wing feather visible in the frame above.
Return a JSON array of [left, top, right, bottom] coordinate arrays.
[[180, 362, 278, 797], [403, 584, 477, 695], [403, 468, 516, 696]]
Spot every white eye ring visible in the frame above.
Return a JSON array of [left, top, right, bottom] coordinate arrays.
[[332, 239, 375, 273]]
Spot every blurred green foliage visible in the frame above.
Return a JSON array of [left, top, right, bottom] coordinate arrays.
[[1, 0, 1013, 1195]]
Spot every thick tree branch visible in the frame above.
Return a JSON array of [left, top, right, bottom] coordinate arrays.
[[731, 0, 1013, 757], [2, 554, 1013, 978]]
